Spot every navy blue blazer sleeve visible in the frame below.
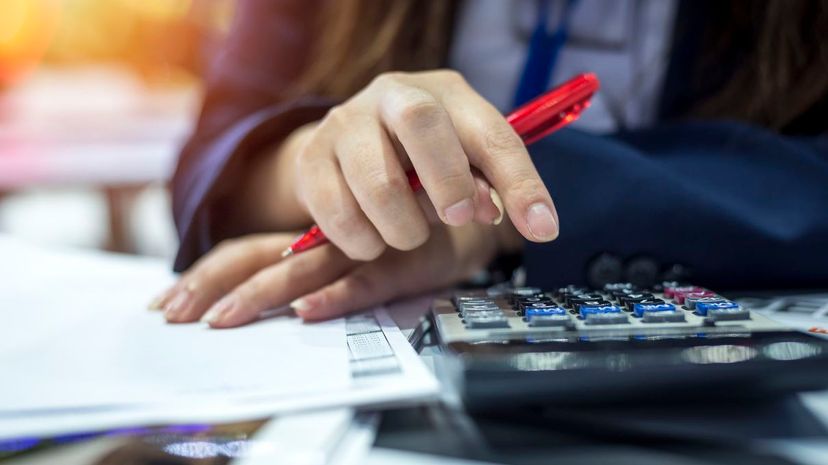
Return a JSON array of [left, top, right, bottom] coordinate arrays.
[[172, 0, 333, 272], [524, 121, 828, 290]]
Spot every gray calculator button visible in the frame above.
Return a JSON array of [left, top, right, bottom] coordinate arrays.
[[458, 303, 501, 311], [461, 310, 505, 319], [455, 298, 495, 305], [584, 313, 629, 325], [642, 311, 686, 323], [465, 316, 510, 329], [527, 315, 573, 327], [707, 308, 751, 321], [511, 287, 543, 297]]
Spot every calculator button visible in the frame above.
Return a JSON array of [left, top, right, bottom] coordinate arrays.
[[633, 303, 677, 317], [522, 303, 563, 314], [459, 308, 503, 318], [610, 289, 643, 301], [707, 307, 751, 321], [625, 297, 664, 312], [574, 300, 610, 312], [517, 296, 553, 307], [664, 285, 701, 299], [510, 287, 543, 297], [454, 297, 495, 307], [584, 312, 629, 325], [525, 306, 567, 318], [580, 305, 623, 317], [617, 293, 654, 306], [683, 292, 720, 309], [528, 314, 573, 327], [642, 310, 686, 323], [465, 315, 510, 329], [672, 287, 708, 304], [566, 293, 604, 307], [458, 302, 500, 309], [460, 310, 504, 319], [604, 282, 636, 292], [695, 300, 738, 316]]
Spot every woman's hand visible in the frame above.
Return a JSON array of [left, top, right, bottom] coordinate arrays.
[[152, 221, 522, 327], [244, 70, 559, 260]]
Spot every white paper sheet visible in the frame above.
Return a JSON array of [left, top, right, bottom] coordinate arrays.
[[0, 236, 350, 414], [0, 235, 438, 440]]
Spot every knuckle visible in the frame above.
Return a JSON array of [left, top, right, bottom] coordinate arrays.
[[436, 170, 473, 190], [372, 71, 405, 88], [345, 238, 386, 261], [214, 237, 241, 254], [328, 208, 364, 236], [509, 174, 547, 199], [395, 98, 444, 130], [388, 223, 429, 252], [306, 182, 339, 211], [322, 104, 348, 127], [364, 174, 409, 207], [433, 68, 464, 84], [429, 170, 476, 205], [483, 124, 524, 159], [343, 271, 378, 295]]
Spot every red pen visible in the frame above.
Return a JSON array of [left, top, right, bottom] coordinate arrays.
[[282, 72, 600, 258]]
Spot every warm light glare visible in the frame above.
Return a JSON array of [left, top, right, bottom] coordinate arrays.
[[0, 0, 60, 85], [116, 0, 192, 22]]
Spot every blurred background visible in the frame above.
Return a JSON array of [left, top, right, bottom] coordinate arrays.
[[0, 0, 234, 259]]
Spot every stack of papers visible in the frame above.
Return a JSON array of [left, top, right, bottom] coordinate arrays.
[[0, 235, 439, 440]]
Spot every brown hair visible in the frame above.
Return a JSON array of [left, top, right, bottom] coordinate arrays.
[[694, 0, 828, 130], [293, 0, 454, 99], [296, 0, 828, 131]]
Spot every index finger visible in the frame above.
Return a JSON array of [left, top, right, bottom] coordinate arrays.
[[436, 79, 559, 242]]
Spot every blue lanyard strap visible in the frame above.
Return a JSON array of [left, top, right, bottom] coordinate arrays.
[[513, 0, 579, 108]]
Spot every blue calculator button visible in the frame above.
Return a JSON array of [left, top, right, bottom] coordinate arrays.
[[695, 301, 739, 316], [633, 303, 677, 317], [525, 306, 566, 318], [580, 305, 622, 317]]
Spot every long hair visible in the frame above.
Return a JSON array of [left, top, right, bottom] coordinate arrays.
[[293, 0, 454, 98], [295, 0, 828, 131], [693, 0, 828, 130]]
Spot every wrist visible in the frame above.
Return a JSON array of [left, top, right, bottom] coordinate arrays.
[[237, 122, 317, 232]]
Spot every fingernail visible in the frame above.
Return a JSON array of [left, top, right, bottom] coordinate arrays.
[[444, 198, 474, 226], [489, 188, 504, 225], [201, 296, 237, 325], [526, 202, 558, 241], [148, 294, 165, 311], [289, 297, 312, 313], [164, 291, 191, 319]]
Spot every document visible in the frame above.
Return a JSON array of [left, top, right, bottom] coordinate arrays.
[[0, 235, 438, 440]]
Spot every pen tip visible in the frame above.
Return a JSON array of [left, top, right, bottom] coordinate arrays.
[[281, 248, 293, 258]]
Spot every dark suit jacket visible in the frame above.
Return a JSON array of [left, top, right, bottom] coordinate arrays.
[[172, 0, 828, 290]]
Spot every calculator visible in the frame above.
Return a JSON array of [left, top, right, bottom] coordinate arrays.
[[429, 282, 828, 410]]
